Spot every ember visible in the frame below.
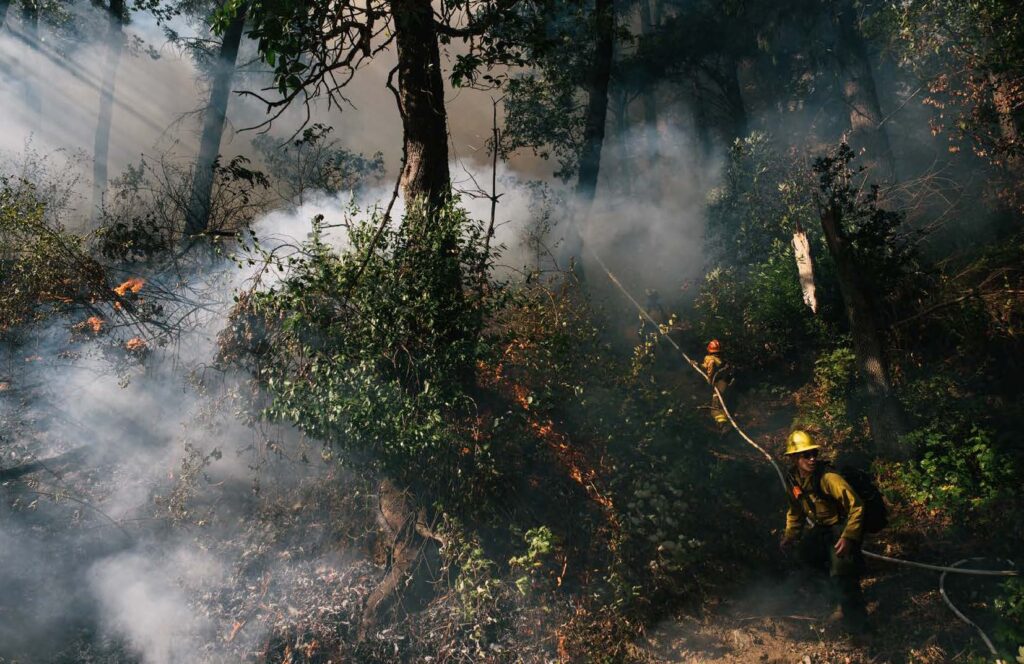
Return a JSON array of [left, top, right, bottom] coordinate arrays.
[[125, 337, 148, 353], [85, 316, 104, 334]]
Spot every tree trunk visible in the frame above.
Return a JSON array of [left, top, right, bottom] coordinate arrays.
[[390, 0, 450, 210], [358, 479, 440, 642], [722, 57, 749, 144], [21, 0, 40, 119], [565, 0, 614, 277], [0, 0, 10, 30], [638, 0, 659, 163], [612, 86, 632, 194], [989, 71, 1022, 174], [92, 0, 125, 221], [185, 4, 246, 236], [20, 0, 36, 36], [820, 205, 909, 458], [691, 77, 713, 156], [835, 2, 896, 180], [575, 0, 614, 210]]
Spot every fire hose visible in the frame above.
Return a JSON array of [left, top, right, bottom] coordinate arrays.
[[580, 242, 1020, 659]]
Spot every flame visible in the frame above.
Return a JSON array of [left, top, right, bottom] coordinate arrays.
[[226, 620, 246, 642], [125, 337, 148, 352], [84, 316, 104, 334], [113, 277, 145, 297], [482, 360, 616, 514]]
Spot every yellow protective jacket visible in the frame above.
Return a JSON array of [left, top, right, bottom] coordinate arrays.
[[784, 470, 864, 543], [702, 354, 722, 380]]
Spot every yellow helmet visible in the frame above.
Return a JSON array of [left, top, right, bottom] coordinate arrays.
[[784, 430, 821, 456]]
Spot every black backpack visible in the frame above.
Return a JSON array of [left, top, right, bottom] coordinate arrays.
[[825, 463, 889, 534]]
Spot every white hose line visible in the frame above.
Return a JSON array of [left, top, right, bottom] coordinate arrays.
[[865, 551, 1019, 577], [580, 240, 1020, 653], [588, 247, 793, 493], [583, 243, 1019, 577], [940, 558, 1015, 660]]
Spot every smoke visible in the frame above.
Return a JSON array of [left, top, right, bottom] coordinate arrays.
[[2, 3, 725, 658], [89, 547, 224, 664]]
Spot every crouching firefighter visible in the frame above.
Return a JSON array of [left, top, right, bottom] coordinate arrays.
[[780, 430, 868, 632]]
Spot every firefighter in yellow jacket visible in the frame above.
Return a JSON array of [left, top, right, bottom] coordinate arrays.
[[780, 430, 867, 631], [702, 340, 729, 427]]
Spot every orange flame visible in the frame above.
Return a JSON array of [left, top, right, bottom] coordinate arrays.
[[113, 278, 145, 297], [125, 337, 148, 352], [84, 316, 104, 334]]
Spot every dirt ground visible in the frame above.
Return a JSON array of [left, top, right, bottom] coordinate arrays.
[[637, 568, 994, 664]]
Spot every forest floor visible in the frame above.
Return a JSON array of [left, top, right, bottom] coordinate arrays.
[[631, 375, 1006, 664]]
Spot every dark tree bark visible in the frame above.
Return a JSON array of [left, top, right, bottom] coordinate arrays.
[[185, 4, 247, 236], [390, 0, 450, 210], [20, 0, 35, 35], [359, 6, 461, 637], [92, 0, 125, 220], [564, 0, 614, 276], [612, 86, 632, 194], [638, 0, 659, 162], [723, 57, 749, 143], [691, 77, 713, 156], [820, 204, 909, 458], [575, 0, 614, 210], [835, 2, 896, 180]]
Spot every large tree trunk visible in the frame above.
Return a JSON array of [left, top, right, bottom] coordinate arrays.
[[723, 57, 749, 143], [638, 0, 659, 163], [691, 77, 713, 156], [575, 0, 614, 209], [184, 5, 246, 236], [565, 0, 613, 277], [20, 0, 36, 37], [820, 204, 909, 458], [835, 2, 895, 180], [390, 0, 450, 210], [358, 7, 459, 637], [91, 0, 125, 221], [612, 86, 632, 194]]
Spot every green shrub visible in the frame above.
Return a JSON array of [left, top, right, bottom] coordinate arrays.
[[995, 578, 1024, 655], [509, 526, 559, 595], [894, 423, 1013, 516], [224, 199, 499, 502], [694, 245, 834, 368], [0, 176, 108, 338], [795, 346, 860, 444]]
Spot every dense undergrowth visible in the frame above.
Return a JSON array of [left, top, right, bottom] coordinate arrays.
[[215, 195, 734, 660], [2, 135, 1024, 661], [692, 135, 1024, 656]]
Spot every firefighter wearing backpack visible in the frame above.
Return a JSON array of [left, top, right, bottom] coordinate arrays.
[[780, 430, 868, 632], [702, 340, 729, 428]]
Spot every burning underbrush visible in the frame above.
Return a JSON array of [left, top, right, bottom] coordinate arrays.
[[204, 204, 728, 661], [0, 183, 737, 662]]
